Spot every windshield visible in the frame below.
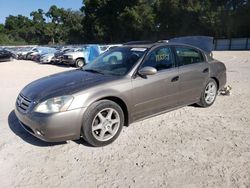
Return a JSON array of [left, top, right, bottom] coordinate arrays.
[[82, 47, 147, 76]]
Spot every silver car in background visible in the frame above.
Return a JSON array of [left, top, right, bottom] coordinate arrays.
[[62, 45, 102, 68], [15, 40, 226, 147], [40, 53, 55, 64]]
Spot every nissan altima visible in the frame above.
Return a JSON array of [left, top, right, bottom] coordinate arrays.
[[15, 41, 226, 146]]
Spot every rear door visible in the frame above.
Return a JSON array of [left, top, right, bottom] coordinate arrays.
[[131, 46, 180, 120], [174, 46, 209, 105]]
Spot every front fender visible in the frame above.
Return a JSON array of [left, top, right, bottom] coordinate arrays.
[[69, 82, 132, 111]]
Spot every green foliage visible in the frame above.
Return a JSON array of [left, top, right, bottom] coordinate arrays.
[[43, 6, 84, 44], [82, 0, 250, 42], [1, 5, 84, 45], [0, 1, 249, 45]]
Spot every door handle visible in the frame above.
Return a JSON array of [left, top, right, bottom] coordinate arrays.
[[203, 68, 209, 73], [171, 76, 179, 82]]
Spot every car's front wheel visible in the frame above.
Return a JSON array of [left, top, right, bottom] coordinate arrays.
[[81, 100, 124, 147], [75, 58, 85, 68], [197, 78, 218, 107]]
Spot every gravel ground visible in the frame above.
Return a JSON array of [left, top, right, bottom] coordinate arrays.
[[0, 51, 250, 188]]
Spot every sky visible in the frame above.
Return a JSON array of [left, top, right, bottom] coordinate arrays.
[[0, 0, 83, 24]]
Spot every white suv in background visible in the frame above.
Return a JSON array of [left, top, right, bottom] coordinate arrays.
[[62, 45, 121, 67]]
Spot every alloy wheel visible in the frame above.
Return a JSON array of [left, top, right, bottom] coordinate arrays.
[[204, 82, 217, 104], [77, 60, 84, 67], [91, 108, 120, 142]]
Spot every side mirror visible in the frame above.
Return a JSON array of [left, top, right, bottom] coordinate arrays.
[[138, 66, 157, 76]]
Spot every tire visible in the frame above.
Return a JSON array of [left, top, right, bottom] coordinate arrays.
[[75, 58, 85, 68], [81, 100, 124, 147], [197, 78, 218, 107]]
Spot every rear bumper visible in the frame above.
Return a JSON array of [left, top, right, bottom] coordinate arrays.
[[15, 105, 86, 142]]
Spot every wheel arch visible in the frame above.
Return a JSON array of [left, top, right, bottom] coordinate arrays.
[[97, 96, 129, 127], [75, 57, 85, 63], [211, 77, 219, 90]]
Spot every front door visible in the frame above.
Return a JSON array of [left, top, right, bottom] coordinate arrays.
[[131, 46, 180, 120]]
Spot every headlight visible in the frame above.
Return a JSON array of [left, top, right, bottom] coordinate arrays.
[[34, 95, 74, 113], [67, 55, 73, 59]]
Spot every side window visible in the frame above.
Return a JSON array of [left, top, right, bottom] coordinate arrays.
[[175, 47, 204, 66], [141, 47, 174, 71], [103, 52, 123, 64]]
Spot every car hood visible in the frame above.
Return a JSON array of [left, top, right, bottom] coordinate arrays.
[[29, 52, 39, 55], [21, 69, 117, 102], [41, 53, 54, 58], [55, 51, 65, 57], [64, 51, 83, 56], [0, 50, 11, 57]]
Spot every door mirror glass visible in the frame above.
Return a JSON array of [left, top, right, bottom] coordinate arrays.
[[138, 66, 157, 76]]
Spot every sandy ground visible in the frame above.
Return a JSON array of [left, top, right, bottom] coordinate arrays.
[[0, 51, 250, 188]]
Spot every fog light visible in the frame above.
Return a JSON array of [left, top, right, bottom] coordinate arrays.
[[36, 129, 44, 136]]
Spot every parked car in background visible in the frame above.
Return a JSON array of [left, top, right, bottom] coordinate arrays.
[[26, 48, 40, 60], [31, 52, 43, 62], [3, 47, 19, 59], [62, 45, 102, 67], [25, 47, 57, 61], [17, 47, 36, 59], [0, 49, 13, 62], [51, 48, 74, 64], [39, 52, 55, 64], [15, 39, 226, 147]]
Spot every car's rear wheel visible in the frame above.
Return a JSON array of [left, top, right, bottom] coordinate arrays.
[[81, 100, 124, 147], [75, 58, 85, 68], [197, 78, 218, 107]]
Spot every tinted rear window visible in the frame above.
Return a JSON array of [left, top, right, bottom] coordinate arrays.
[[175, 46, 204, 66]]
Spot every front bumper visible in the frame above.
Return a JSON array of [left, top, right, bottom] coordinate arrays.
[[15, 105, 86, 142], [51, 57, 61, 63], [62, 58, 75, 65], [40, 58, 51, 64]]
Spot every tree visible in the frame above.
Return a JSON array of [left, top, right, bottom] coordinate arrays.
[[1, 0, 250, 45], [45, 5, 64, 43], [59, 9, 84, 44], [30, 9, 48, 44], [82, 0, 156, 42], [45, 5, 84, 44], [118, 1, 156, 41], [5, 15, 34, 43]]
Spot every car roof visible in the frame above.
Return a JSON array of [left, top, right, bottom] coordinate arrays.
[[122, 41, 205, 52]]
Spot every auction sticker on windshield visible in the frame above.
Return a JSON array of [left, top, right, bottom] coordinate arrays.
[[131, 48, 147, 52]]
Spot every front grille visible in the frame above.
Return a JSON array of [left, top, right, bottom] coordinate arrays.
[[63, 55, 68, 59], [16, 94, 32, 112]]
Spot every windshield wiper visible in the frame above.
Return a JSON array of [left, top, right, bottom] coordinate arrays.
[[83, 69, 104, 75]]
